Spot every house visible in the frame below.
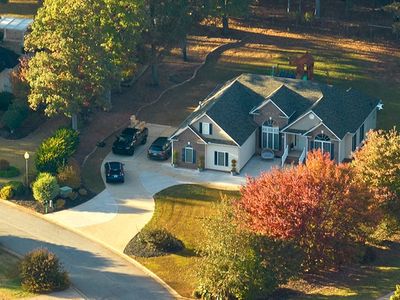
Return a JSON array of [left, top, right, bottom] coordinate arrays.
[[0, 17, 33, 50], [170, 74, 381, 172]]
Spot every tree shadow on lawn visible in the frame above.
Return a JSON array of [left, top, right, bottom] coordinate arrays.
[[273, 240, 400, 299]]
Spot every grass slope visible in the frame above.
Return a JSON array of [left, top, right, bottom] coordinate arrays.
[[131, 184, 400, 299], [0, 248, 33, 299]]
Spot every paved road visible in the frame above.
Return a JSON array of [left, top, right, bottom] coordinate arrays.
[[0, 202, 173, 300]]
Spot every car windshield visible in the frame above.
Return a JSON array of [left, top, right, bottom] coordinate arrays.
[[117, 135, 130, 142], [150, 145, 163, 151]]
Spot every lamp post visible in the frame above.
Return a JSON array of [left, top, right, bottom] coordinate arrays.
[[24, 152, 29, 187]]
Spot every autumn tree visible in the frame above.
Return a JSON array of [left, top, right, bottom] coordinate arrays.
[[352, 128, 400, 236], [24, 0, 143, 129], [239, 151, 377, 271], [196, 197, 300, 299]]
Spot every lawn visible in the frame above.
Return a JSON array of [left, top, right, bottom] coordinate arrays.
[[0, 248, 33, 299], [131, 184, 400, 299], [0, 0, 40, 18], [131, 184, 240, 297]]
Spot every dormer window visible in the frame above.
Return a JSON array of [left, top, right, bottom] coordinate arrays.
[[199, 122, 213, 135]]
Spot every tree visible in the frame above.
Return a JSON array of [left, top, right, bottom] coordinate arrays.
[[384, 2, 400, 34], [352, 128, 400, 228], [239, 151, 378, 271], [24, 0, 143, 129], [390, 285, 400, 300], [196, 197, 298, 299], [207, 0, 251, 35], [32, 173, 59, 204]]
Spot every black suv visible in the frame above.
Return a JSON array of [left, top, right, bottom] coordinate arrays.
[[147, 137, 171, 160], [104, 161, 125, 183], [112, 127, 148, 155]]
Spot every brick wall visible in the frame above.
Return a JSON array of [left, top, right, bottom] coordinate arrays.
[[173, 128, 206, 169]]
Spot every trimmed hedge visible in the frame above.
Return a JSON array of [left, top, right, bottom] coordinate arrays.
[[32, 173, 59, 204], [0, 165, 20, 178], [0, 185, 14, 200], [35, 128, 79, 173], [20, 248, 69, 293], [124, 228, 184, 257]]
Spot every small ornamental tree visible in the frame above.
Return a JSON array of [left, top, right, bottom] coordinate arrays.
[[239, 151, 378, 271], [32, 173, 59, 204], [196, 198, 298, 299], [20, 248, 69, 293], [352, 128, 400, 218]]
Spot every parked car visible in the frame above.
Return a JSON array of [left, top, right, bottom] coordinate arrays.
[[112, 127, 148, 155], [147, 137, 172, 160], [104, 161, 125, 183]]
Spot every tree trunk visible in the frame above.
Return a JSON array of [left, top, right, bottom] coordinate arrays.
[[181, 36, 188, 62], [315, 0, 321, 18], [151, 43, 159, 86], [287, 0, 291, 13], [222, 15, 229, 35], [71, 113, 78, 131]]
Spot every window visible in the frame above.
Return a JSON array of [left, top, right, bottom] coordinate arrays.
[[314, 134, 334, 159], [359, 124, 364, 144], [352, 133, 357, 151], [182, 146, 196, 163], [214, 151, 229, 167], [262, 125, 279, 150], [199, 122, 213, 135]]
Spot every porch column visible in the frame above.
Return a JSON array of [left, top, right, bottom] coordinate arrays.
[[284, 133, 287, 150]]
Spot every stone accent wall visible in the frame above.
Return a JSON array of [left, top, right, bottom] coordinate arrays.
[[173, 128, 206, 169]]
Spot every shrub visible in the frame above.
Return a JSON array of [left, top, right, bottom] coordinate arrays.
[[0, 159, 10, 171], [20, 248, 69, 293], [304, 11, 314, 23], [55, 199, 66, 210], [0, 91, 14, 111], [0, 185, 14, 200], [35, 128, 79, 173], [7, 181, 25, 197], [124, 228, 184, 257], [32, 173, 59, 204], [0, 165, 20, 178], [57, 163, 81, 189], [67, 191, 78, 201], [1, 108, 26, 131], [391, 285, 400, 300]]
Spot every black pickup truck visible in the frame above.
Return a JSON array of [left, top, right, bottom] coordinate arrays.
[[112, 127, 148, 155]]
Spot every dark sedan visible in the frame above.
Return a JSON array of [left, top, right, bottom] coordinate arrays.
[[104, 161, 125, 183], [147, 137, 171, 160]]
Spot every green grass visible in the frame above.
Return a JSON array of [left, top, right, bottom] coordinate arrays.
[[133, 184, 400, 299], [0, 248, 33, 299], [134, 184, 240, 297]]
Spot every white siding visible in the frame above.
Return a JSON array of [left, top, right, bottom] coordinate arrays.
[[364, 108, 377, 134], [205, 143, 239, 172], [286, 112, 320, 131], [193, 115, 234, 142], [238, 131, 256, 171], [342, 133, 353, 161]]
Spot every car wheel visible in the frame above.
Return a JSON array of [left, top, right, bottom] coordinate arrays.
[[141, 137, 147, 145], [129, 149, 135, 156]]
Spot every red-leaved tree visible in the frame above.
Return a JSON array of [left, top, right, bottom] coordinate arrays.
[[239, 151, 378, 270]]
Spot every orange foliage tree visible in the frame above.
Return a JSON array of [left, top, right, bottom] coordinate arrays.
[[239, 151, 378, 270]]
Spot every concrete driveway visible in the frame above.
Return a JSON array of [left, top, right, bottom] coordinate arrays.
[[47, 123, 280, 254]]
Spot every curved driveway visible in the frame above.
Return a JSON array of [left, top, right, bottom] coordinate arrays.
[[46, 123, 279, 253]]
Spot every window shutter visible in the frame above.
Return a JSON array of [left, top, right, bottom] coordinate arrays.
[[330, 143, 335, 160], [209, 123, 213, 135], [193, 150, 197, 163], [182, 148, 185, 162], [310, 141, 314, 150], [225, 152, 229, 167], [199, 122, 203, 134], [214, 151, 217, 165]]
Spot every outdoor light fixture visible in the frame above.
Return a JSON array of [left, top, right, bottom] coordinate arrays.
[[24, 152, 29, 187]]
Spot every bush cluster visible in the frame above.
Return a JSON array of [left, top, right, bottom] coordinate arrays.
[[20, 248, 69, 293], [0, 185, 14, 200], [0, 159, 10, 170], [124, 228, 184, 257], [32, 173, 59, 204], [35, 128, 79, 173], [0, 180, 25, 200], [0, 165, 20, 178], [1, 102, 29, 132]]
